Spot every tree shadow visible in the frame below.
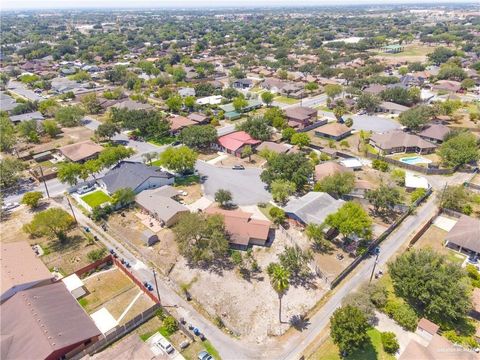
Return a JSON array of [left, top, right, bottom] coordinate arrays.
[[50, 234, 84, 253], [344, 337, 377, 360], [290, 314, 310, 332], [289, 272, 318, 290], [186, 256, 235, 276]]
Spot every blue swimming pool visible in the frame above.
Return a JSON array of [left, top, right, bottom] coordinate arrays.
[[399, 156, 432, 165]]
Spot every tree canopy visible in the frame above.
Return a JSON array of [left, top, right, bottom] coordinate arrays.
[[325, 202, 372, 240], [158, 146, 198, 174], [261, 152, 314, 192], [330, 305, 370, 354], [438, 131, 479, 168]]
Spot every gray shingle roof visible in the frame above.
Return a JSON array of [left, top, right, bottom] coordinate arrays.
[[100, 161, 173, 193], [284, 192, 344, 225]]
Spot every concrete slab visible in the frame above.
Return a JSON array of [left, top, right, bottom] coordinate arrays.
[[432, 215, 457, 232]]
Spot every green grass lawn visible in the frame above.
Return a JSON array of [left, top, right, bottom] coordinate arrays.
[[274, 96, 300, 105], [81, 190, 112, 208], [381, 44, 434, 58], [312, 329, 395, 360], [174, 175, 200, 186], [203, 340, 221, 360], [151, 159, 162, 167], [258, 203, 275, 221]]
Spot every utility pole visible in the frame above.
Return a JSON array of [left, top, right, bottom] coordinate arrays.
[[38, 166, 50, 198], [66, 197, 78, 224], [369, 247, 380, 284], [152, 268, 161, 305]]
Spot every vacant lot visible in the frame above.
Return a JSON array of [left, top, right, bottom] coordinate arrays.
[[0, 202, 105, 274], [170, 229, 328, 342], [108, 210, 179, 275], [81, 190, 112, 208], [373, 43, 436, 64]]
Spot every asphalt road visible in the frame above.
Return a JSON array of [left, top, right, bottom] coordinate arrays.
[[195, 161, 272, 206]]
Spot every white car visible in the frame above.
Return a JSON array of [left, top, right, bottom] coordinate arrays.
[[77, 185, 93, 195], [2, 202, 19, 211], [156, 338, 174, 354]]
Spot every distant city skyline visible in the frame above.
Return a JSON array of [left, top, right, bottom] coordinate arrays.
[[3, 0, 475, 10]]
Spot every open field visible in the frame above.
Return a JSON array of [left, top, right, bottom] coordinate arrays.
[[81, 190, 112, 208]]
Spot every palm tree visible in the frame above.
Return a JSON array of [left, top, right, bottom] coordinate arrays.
[[268, 263, 290, 323]]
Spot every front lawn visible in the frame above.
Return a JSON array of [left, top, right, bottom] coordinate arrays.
[[311, 328, 395, 360], [274, 96, 300, 105], [174, 175, 200, 186], [81, 190, 112, 208]]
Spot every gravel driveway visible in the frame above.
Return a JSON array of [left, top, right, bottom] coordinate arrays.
[[196, 161, 272, 205]]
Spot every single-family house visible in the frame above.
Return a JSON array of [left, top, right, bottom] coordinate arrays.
[[216, 131, 261, 157], [445, 215, 480, 256], [178, 87, 195, 98], [232, 78, 253, 90], [10, 111, 44, 124], [187, 112, 209, 124], [1, 241, 55, 304], [314, 161, 353, 181], [432, 80, 461, 93], [418, 123, 451, 144], [205, 206, 272, 250], [314, 122, 352, 141], [0, 282, 101, 360], [285, 107, 319, 129], [169, 115, 198, 135], [284, 192, 344, 226], [0, 92, 18, 113], [59, 140, 104, 163], [370, 130, 437, 154], [99, 161, 174, 194], [363, 84, 387, 95], [256, 141, 293, 155], [110, 99, 154, 111], [377, 101, 410, 115], [136, 186, 189, 227]]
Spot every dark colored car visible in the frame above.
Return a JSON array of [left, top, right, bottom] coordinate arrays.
[[232, 165, 245, 170]]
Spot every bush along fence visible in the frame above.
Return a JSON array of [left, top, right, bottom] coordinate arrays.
[[365, 152, 455, 175], [329, 187, 433, 289]]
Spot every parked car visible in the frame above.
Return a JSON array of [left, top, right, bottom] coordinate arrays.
[[156, 338, 174, 354], [77, 185, 93, 194], [232, 165, 245, 170], [2, 202, 19, 211], [198, 351, 213, 360]]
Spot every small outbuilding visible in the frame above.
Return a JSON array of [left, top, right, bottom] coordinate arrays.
[[61, 273, 86, 299], [141, 229, 159, 246]]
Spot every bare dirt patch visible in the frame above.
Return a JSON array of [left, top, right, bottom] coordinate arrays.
[[217, 153, 266, 168], [169, 229, 328, 343], [412, 224, 465, 264]]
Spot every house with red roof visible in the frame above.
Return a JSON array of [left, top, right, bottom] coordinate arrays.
[[216, 131, 261, 157]]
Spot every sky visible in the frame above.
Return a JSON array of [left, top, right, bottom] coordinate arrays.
[[2, 0, 473, 10]]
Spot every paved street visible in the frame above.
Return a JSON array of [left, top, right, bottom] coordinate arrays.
[[273, 93, 328, 109], [195, 161, 272, 205]]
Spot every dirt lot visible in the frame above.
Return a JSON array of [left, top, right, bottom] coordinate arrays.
[[108, 210, 180, 275], [174, 183, 202, 205], [81, 267, 154, 325], [219, 153, 266, 168], [412, 224, 465, 264], [169, 229, 329, 343], [17, 126, 94, 157], [1, 203, 105, 274]]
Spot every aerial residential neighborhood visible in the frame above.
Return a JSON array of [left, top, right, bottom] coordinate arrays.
[[0, 2, 480, 360]]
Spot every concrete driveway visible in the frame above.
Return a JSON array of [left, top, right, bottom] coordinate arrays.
[[195, 161, 272, 206]]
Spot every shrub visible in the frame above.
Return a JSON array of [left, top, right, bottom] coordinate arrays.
[[162, 316, 178, 334], [269, 206, 286, 225], [466, 264, 480, 288], [367, 283, 388, 309], [91, 205, 113, 221], [372, 159, 389, 172], [410, 188, 427, 204], [384, 300, 418, 331], [443, 330, 478, 349], [381, 332, 399, 354], [87, 248, 107, 262]]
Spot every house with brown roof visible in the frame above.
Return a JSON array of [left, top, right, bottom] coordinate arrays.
[[216, 131, 261, 157], [418, 123, 451, 144], [285, 107, 319, 129], [1, 282, 101, 360], [169, 115, 198, 135], [59, 140, 104, 163], [110, 99, 154, 111], [314, 161, 353, 181], [187, 112, 209, 124], [370, 130, 437, 154], [445, 215, 480, 256], [432, 80, 462, 93], [204, 206, 272, 250], [1, 241, 55, 303], [417, 318, 440, 342], [256, 141, 293, 155], [363, 84, 387, 95], [315, 122, 352, 141]]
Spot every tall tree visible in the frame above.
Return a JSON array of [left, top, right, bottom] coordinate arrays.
[[55, 105, 85, 127], [267, 263, 290, 323], [325, 202, 372, 240], [214, 189, 232, 208], [237, 117, 272, 141], [0, 115, 16, 152], [158, 146, 198, 174], [179, 125, 217, 149], [314, 172, 355, 198], [261, 91, 275, 106], [271, 179, 296, 204], [365, 184, 402, 216], [438, 131, 479, 168], [330, 305, 370, 354], [23, 208, 75, 243]]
